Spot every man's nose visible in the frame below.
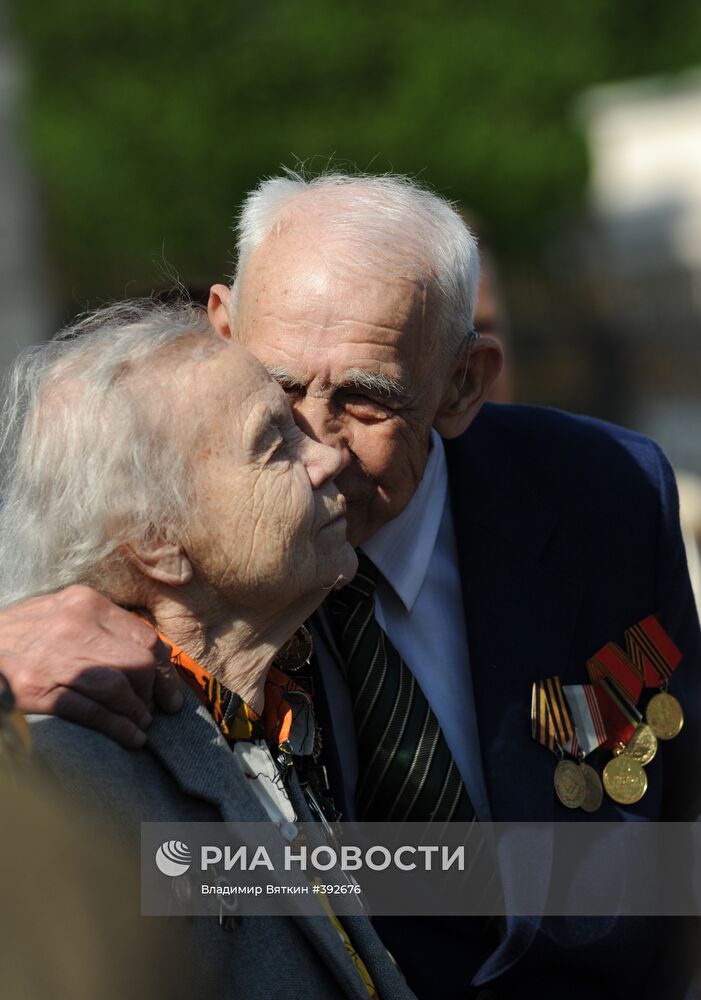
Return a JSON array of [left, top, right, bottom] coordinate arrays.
[[291, 397, 350, 475], [290, 394, 336, 444], [300, 432, 350, 490]]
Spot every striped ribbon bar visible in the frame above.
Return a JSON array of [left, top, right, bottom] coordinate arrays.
[[563, 684, 607, 757], [587, 614, 682, 700], [594, 677, 642, 750], [625, 615, 682, 688], [531, 677, 574, 753]]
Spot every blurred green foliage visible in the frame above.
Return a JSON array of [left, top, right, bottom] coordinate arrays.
[[15, 0, 701, 303]]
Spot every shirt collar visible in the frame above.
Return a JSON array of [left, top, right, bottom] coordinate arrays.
[[361, 428, 448, 613]]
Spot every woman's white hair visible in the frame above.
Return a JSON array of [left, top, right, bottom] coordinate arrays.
[[0, 298, 224, 608], [230, 170, 481, 358]]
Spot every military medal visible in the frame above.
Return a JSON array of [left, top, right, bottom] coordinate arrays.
[[564, 683, 607, 758], [592, 677, 643, 752], [532, 677, 575, 806], [587, 614, 681, 695], [275, 623, 314, 673], [561, 682, 607, 812], [587, 615, 686, 804], [531, 616, 685, 811], [553, 759, 586, 809], [646, 691, 684, 740], [618, 722, 657, 765], [579, 762, 604, 812], [627, 616, 685, 740], [602, 754, 647, 805], [588, 614, 684, 745]]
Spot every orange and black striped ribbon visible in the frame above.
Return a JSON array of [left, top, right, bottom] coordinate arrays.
[[137, 615, 315, 750], [531, 676, 575, 753]]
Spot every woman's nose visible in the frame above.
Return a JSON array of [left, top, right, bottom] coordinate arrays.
[[300, 433, 350, 489]]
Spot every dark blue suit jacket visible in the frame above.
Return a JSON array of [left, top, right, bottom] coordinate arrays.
[[365, 404, 701, 999]]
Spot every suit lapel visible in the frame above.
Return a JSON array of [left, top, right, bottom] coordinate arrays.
[[147, 686, 270, 821], [445, 421, 583, 822], [445, 422, 583, 979]]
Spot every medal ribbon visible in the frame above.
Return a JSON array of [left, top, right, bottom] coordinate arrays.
[[586, 614, 681, 699], [586, 643, 643, 703], [594, 677, 642, 750], [563, 684, 607, 757], [531, 677, 574, 753], [624, 615, 682, 688]]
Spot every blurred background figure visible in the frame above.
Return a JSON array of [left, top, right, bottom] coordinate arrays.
[[0, 672, 195, 1000], [0, 0, 54, 368]]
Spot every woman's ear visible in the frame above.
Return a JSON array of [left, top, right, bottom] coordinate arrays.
[[433, 336, 504, 439], [123, 535, 193, 587], [207, 284, 233, 341]]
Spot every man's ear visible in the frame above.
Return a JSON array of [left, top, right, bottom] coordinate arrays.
[[433, 337, 504, 439], [123, 535, 193, 587], [208, 284, 233, 341]]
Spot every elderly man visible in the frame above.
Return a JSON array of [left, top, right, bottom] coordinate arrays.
[[3, 172, 701, 1000]]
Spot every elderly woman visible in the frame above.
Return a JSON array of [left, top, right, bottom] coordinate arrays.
[[0, 300, 412, 1000]]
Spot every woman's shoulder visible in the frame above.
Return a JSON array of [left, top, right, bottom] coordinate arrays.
[[28, 713, 218, 831]]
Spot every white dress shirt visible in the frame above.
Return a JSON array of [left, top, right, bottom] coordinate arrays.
[[313, 429, 491, 821]]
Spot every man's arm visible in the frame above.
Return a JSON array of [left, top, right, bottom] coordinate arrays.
[[0, 586, 183, 748]]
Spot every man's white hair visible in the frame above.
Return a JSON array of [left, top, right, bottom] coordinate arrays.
[[230, 170, 480, 357], [0, 298, 224, 608]]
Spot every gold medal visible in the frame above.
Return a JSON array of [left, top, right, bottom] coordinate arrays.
[[646, 691, 684, 740], [621, 722, 657, 766], [554, 759, 586, 809], [603, 754, 648, 805], [579, 762, 604, 813]]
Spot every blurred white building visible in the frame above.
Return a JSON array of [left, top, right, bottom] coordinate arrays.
[[578, 68, 701, 477]]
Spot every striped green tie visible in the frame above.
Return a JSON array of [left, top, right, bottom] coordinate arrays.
[[327, 552, 474, 822]]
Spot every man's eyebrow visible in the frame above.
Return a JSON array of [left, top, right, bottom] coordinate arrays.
[[339, 368, 411, 401], [266, 365, 308, 389], [265, 364, 412, 403]]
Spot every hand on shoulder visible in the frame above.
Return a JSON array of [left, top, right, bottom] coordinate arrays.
[[0, 586, 183, 748]]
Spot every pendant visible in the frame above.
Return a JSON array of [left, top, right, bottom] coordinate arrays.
[[554, 759, 586, 809], [603, 754, 647, 805], [621, 722, 658, 766], [646, 691, 684, 740], [579, 762, 604, 813]]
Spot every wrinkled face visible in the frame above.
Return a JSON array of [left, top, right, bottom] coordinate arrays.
[[184, 345, 356, 610], [235, 227, 454, 546]]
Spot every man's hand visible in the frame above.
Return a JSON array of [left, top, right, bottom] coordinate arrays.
[[0, 586, 183, 749]]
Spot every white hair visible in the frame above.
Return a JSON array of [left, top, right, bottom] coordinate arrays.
[[0, 298, 225, 608], [230, 170, 481, 357]]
